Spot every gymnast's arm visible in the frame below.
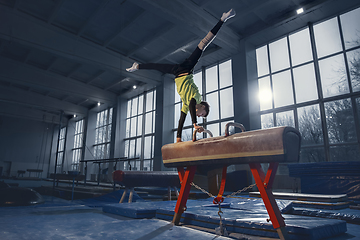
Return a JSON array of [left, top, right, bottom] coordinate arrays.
[[189, 98, 204, 133], [176, 112, 186, 143], [176, 98, 203, 143]]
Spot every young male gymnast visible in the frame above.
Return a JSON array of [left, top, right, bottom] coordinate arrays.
[[126, 9, 236, 142]]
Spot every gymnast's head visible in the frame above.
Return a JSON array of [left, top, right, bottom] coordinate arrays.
[[196, 101, 209, 118]]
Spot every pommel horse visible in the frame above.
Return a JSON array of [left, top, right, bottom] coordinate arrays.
[[161, 123, 301, 240]]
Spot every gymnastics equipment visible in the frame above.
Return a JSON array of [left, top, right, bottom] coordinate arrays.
[[80, 157, 131, 186], [0, 181, 44, 206], [112, 170, 180, 203], [161, 123, 301, 240]]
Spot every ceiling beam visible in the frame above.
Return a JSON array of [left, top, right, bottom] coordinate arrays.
[[86, 70, 106, 84], [104, 9, 146, 47], [150, 38, 199, 63], [77, 0, 111, 36], [0, 84, 88, 116], [0, 56, 117, 104], [105, 77, 130, 91], [129, 0, 241, 52], [127, 24, 174, 57], [47, 0, 66, 24], [0, 5, 162, 85], [0, 101, 66, 125], [66, 63, 82, 78]]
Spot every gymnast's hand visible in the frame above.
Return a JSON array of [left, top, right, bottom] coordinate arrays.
[[194, 124, 204, 133], [176, 137, 182, 143]]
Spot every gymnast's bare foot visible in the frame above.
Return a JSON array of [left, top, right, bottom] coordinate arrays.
[[126, 62, 139, 72], [221, 9, 236, 22]]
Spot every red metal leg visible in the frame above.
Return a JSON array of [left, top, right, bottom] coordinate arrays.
[[213, 165, 227, 204], [218, 166, 227, 197], [172, 166, 197, 225], [264, 162, 278, 188], [249, 163, 289, 240], [177, 167, 185, 183]]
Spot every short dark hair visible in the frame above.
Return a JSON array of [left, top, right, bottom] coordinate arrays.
[[201, 101, 210, 117]]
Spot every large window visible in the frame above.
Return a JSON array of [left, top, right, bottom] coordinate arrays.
[[94, 108, 113, 159], [256, 6, 360, 163], [173, 59, 234, 141], [72, 119, 84, 171], [124, 89, 156, 171], [56, 127, 66, 172]]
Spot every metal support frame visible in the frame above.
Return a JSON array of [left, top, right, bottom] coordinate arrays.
[[80, 157, 137, 186], [119, 187, 134, 203], [249, 162, 290, 240], [172, 162, 290, 239], [172, 166, 197, 225]]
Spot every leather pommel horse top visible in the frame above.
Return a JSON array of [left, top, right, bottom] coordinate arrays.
[[162, 126, 301, 168]]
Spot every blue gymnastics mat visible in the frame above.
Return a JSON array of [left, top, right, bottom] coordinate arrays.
[[102, 199, 217, 219], [289, 206, 360, 224], [102, 197, 347, 240], [102, 197, 292, 219], [0, 196, 230, 240], [79, 189, 144, 207]]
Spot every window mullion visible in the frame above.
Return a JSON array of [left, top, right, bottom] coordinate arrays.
[[216, 63, 221, 135], [202, 66, 207, 133], [266, 44, 275, 112], [308, 22, 331, 161], [287, 35, 299, 130], [141, 93, 147, 170]]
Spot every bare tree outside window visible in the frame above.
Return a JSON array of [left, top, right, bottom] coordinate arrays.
[[325, 99, 356, 144], [261, 113, 274, 129], [300, 148, 326, 163], [276, 111, 295, 128], [347, 48, 360, 92], [298, 105, 323, 145], [330, 145, 360, 162]]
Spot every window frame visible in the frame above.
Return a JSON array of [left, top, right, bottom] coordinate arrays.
[[124, 89, 156, 171], [56, 126, 67, 172], [94, 108, 113, 160], [71, 119, 85, 171], [255, 7, 360, 163]]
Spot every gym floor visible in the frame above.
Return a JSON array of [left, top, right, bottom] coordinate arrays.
[[1, 179, 360, 240]]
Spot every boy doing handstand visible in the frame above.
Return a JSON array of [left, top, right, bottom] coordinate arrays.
[[126, 9, 235, 142]]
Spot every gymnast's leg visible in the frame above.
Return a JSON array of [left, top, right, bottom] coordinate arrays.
[[126, 62, 178, 74], [183, 9, 236, 71], [126, 9, 235, 74], [198, 9, 235, 51]]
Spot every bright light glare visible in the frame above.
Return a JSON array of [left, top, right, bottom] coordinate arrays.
[[97, 102, 101, 106], [133, 85, 137, 89], [259, 90, 272, 103], [296, 8, 304, 14]]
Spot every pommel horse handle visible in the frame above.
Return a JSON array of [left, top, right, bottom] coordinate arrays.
[[225, 122, 245, 136], [192, 128, 213, 142]]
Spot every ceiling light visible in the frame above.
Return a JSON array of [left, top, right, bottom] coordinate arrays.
[[296, 8, 304, 14], [97, 102, 101, 106], [73, 114, 77, 118], [133, 85, 137, 89]]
